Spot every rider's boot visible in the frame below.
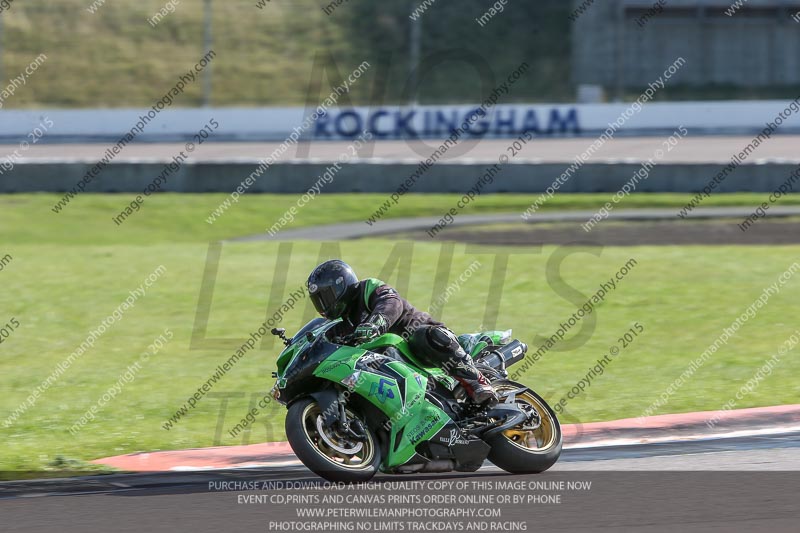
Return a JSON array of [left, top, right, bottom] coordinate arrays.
[[411, 325, 499, 406], [450, 356, 498, 406]]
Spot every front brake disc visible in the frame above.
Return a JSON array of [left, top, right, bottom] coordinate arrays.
[[316, 416, 363, 454]]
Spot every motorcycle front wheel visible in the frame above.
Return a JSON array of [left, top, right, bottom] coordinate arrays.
[[285, 397, 381, 483]]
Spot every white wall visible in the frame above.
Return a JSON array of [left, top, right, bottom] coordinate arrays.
[[1, 100, 798, 143]]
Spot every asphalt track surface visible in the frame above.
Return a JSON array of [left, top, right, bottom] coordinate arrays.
[[2, 431, 799, 532], [4, 136, 800, 164]]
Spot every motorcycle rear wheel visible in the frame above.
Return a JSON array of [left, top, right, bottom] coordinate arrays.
[[486, 381, 562, 474], [285, 397, 381, 483]]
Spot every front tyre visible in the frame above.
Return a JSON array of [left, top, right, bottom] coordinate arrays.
[[285, 397, 381, 483], [487, 381, 562, 474]]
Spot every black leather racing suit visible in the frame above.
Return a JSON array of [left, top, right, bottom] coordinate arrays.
[[331, 278, 494, 402]]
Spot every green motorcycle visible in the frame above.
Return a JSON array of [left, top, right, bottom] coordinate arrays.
[[270, 318, 561, 482]]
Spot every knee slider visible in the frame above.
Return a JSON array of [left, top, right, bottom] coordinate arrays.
[[410, 326, 460, 365], [428, 326, 458, 350]]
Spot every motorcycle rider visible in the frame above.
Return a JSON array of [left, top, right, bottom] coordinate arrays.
[[306, 259, 497, 405]]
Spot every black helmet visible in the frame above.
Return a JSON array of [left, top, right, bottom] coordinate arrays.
[[307, 260, 359, 319]]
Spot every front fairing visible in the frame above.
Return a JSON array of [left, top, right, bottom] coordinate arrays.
[[275, 318, 342, 382], [274, 318, 366, 403]]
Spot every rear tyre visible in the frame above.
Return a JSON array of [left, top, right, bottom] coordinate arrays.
[[486, 381, 562, 474], [285, 397, 381, 483]]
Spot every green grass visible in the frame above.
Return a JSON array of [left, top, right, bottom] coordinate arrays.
[[1, 193, 799, 476], [4, 0, 353, 108], [6, 192, 799, 245], [3, 0, 572, 108]]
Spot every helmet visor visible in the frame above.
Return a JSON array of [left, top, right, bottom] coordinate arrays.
[[309, 284, 339, 318]]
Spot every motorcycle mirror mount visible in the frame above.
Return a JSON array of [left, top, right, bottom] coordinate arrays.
[[271, 327, 291, 347], [305, 331, 315, 342]]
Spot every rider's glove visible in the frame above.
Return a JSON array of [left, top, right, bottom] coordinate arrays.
[[352, 322, 381, 344]]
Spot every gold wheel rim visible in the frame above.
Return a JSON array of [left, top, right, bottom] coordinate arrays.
[[496, 385, 557, 452], [300, 402, 375, 470]]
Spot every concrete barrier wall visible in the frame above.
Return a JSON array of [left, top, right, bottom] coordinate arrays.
[[3, 161, 797, 194], [2, 99, 799, 143]]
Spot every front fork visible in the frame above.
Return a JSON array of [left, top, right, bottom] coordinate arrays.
[[337, 400, 368, 440], [308, 387, 368, 441]]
